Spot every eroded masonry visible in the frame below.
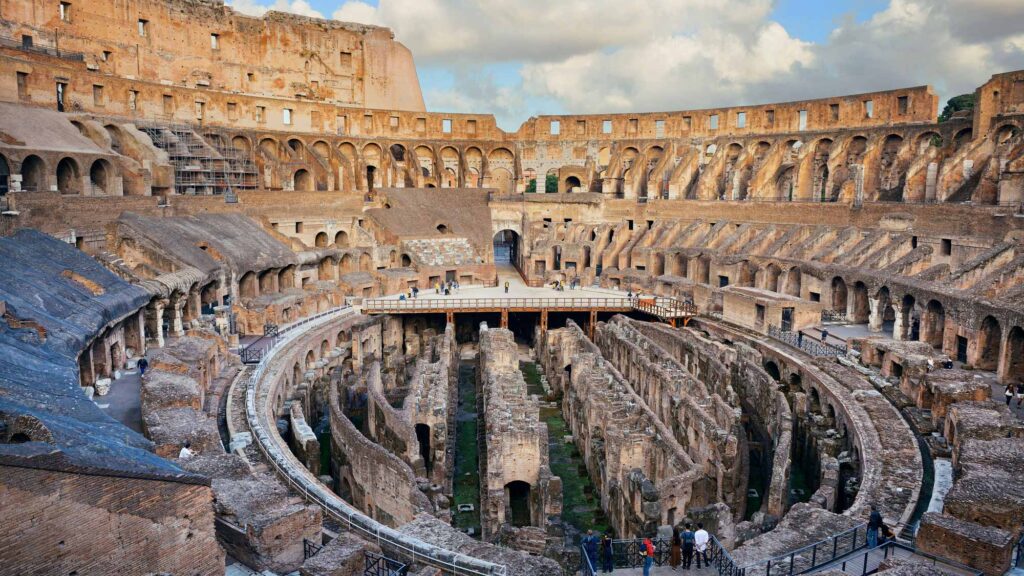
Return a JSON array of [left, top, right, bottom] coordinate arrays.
[[0, 2, 1023, 576]]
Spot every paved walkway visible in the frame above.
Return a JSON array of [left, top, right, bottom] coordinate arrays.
[[607, 564, 715, 576], [809, 544, 977, 575], [379, 263, 633, 302], [95, 365, 144, 433]]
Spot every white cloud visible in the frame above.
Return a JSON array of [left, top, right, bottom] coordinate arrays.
[[234, 0, 1024, 130]]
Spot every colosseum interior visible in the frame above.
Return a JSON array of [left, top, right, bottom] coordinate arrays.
[[0, 2, 1023, 576]]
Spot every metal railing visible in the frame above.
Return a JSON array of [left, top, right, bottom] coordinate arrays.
[[739, 523, 866, 575], [304, 538, 324, 560], [365, 550, 409, 576], [822, 540, 982, 576], [0, 33, 85, 61], [768, 325, 847, 357], [244, 306, 508, 576], [581, 536, 740, 575], [363, 295, 697, 318]]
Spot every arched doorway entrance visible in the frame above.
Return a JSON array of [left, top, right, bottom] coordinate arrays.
[[0, 154, 9, 195], [415, 423, 431, 474], [493, 230, 520, 266], [504, 480, 531, 527]]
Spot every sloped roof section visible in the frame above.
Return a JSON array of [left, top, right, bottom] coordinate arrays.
[[114, 212, 298, 277], [0, 229, 205, 484]]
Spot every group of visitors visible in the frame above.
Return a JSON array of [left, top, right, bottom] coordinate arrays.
[[435, 280, 459, 295], [1004, 380, 1024, 408], [548, 277, 580, 292], [581, 523, 712, 575]]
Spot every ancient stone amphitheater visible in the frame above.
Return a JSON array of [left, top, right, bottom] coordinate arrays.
[[0, 2, 1022, 576]]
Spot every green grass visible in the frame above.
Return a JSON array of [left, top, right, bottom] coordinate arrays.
[[524, 361, 608, 540], [453, 363, 481, 533], [520, 361, 545, 396]]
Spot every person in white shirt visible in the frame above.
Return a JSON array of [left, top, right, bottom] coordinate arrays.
[[693, 523, 710, 569], [178, 441, 195, 459]]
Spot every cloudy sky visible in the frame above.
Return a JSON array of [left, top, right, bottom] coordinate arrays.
[[227, 0, 1024, 131]]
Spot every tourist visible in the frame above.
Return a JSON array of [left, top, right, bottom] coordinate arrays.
[[681, 523, 695, 569], [641, 536, 655, 576], [694, 523, 709, 568], [1016, 380, 1024, 408], [1006, 382, 1015, 406], [137, 356, 148, 376], [454, 280, 460, 293], [820, 328, 830, 345], [797, 331, 804, 347], [412, 286, 419, 299], [867, 505, 883, 548], [601, 533, 613, 573], [178, 441, 195, 460], [627, 289, 633, 299], [435, 282, 441, 294], [670, 526, 682, 570], [504, 280, 510, 294], [583, 530, 599, 570]]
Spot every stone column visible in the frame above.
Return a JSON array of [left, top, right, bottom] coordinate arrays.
[[145, 299, 168, 348], [169, 296, 187, 338], [868, 297, 883, 333], [892, 304, 907, 341], [996, 330, 1012, 384]]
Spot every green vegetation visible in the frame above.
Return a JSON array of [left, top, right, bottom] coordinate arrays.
[[521, 361, 608, 539], [453, 363, 481, 533], [544, 173, 558, 193], [939, 93, 975, 122]]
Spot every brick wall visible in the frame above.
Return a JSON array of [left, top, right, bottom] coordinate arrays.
[[0, 465, 223, 576]]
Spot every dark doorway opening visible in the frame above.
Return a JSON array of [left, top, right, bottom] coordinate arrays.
[[415, 423, 431, 474], [505, 480, 531, 527]]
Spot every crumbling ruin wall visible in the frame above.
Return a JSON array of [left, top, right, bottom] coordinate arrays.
[[478, 325, 561, 539], [405, 323, 459, 491], [365, 360, 423, 474], [595, 316, 746, 516], [540, 321, 700, 538], [329, 371, 431, 527], [632, 320, 792, 518]]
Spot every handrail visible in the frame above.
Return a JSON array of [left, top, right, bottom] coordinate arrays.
[[244, 306, 508, 576], [738, 523, 867, 575], [363, 295, 697, 318], [822, 540, 983, 576]]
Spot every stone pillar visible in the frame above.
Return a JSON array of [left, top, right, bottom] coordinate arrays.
[[169, 296, 187, 338], [145, 299, 168, 348], [868, 297, 883, 333], [124, 310, 146, 357], [852, 164, 865, 207], [892, 304, 907, 341], [996, 330, 1012, 384]]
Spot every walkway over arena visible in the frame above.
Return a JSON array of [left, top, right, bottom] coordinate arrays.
[[362, 294, 697, 330]]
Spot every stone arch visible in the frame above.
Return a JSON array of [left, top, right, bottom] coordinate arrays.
[[995, 122, 1021, 145], [339, 253, 354, 274], [953, 128, 973, 151], [401, 253, 412, 267], [564, 175, 582, 192], [0, 153, 9, 195], [89, 159, 113, 194], [20, 155, 46, 191], [504, 480, 532, 527], [305, 349, 316, 368], [490, 167, 513, 194], [977, 315, 1002, 371], [916, 131, 942, 153], [764, 360, 781, 381], [784, 267, 801, 297], [899, 294, 916, 340], [359, 252, 372, 271], [56, 157, 81, 195], [239, 271, 258, 299], [287, 138, 304, 157], [314, 231, 328, 247], [831, 277, 848, 312], [922, 300, 945, 348], [1006, 326, 1024, 383], [852, 281, 869, 323], [775, 165, 796, 201], [335, 230, 349, 247], [232, 135, 252, 154], [293, 169, 313, 192], [259, 137, 280, 160], [278, 265, 296, 290], [765, 263, 783, 292]]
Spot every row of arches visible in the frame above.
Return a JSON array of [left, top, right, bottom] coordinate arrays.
[[0, 153, 115, 195]]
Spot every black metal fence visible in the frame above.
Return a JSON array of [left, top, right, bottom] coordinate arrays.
[[304, 538, 324, 560], [825, 541, 982, 576], [365, 550, 408, 576], [768, 325, 847, 357], [739, 523, 865, 575], [580, 536, 740, 576]]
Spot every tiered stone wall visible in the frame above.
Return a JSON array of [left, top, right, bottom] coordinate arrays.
[[478, 324, 561, 539]]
